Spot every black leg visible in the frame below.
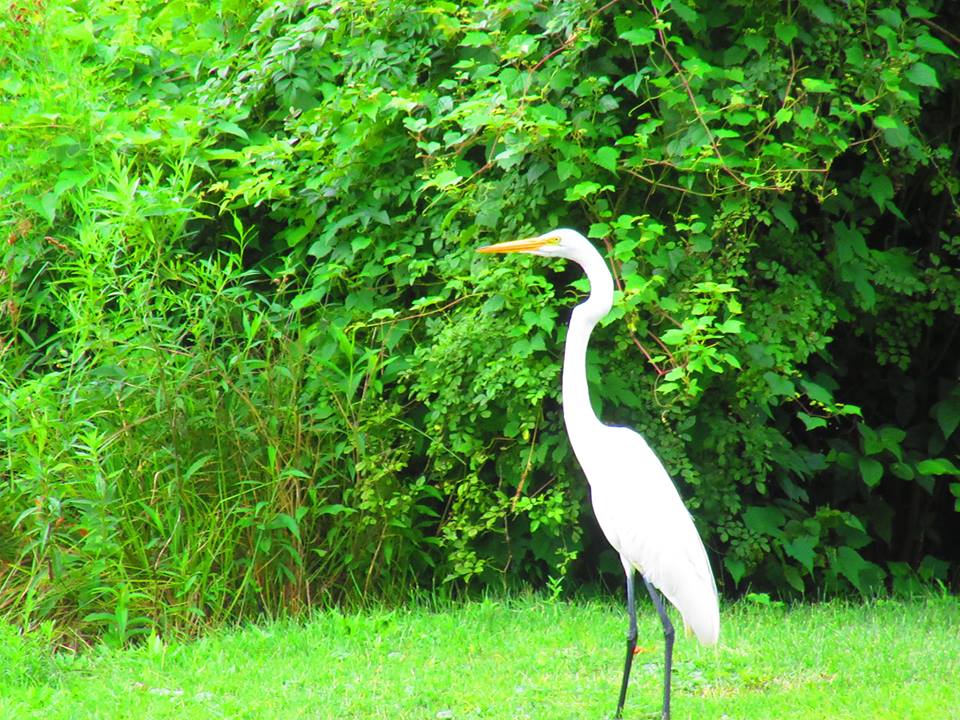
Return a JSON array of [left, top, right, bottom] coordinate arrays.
[[615, 568, 638, 719], [644, 577, 674, 720]]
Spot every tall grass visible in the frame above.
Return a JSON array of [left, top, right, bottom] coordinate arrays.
[[1, 154, 434, 644]]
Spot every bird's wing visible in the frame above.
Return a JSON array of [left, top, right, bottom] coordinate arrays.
[[584, 426, 720, 645]]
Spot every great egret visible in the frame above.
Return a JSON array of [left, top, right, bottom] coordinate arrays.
[[478, 229, 719, 720]]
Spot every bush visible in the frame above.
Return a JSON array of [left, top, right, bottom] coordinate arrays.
[[1, 0, 958, 641]]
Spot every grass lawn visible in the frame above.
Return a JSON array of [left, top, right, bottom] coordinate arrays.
[[1, 595, 958, 719]]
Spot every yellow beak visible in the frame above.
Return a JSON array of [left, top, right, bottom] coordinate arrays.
[[476, 235, 558, 254]]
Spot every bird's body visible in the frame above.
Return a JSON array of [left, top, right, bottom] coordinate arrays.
[[573, 424, 719, 645], [478, 228, 719, 719]]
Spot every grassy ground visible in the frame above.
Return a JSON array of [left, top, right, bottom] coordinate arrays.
[[1, 595, 958, 719]]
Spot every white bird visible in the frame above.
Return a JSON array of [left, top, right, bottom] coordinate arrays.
[[478, 229, 719, 720]]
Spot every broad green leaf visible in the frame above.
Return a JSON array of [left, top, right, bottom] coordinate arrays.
[[916, 458, 960, 476], [594, 147, 620, 172], [867, 173, 894, 209], [432, 169, 462, 188], [775, 21, 798, 45], [916, 33, 957, 57], [878, 426, 906, 461], [54, 169, 92, 196], [564, 182, 611, 201], [932, 394, 960, 440], [804, 0, 836, 24], [798, 412, 827, 431], [858, 457, 883, 487], [800, 379, 833, 406], [860, 423, 882, 455], [743, 506, 786, 539], [728, 111, 754, 126], [874, 115, 898, 130], [873, 8, 902, 27], [557, 160, 580, 182], [835, 546, 875, 594], [784, 565, 805, 592], [588, 222, 610, 238], [724, 557, 746, 585], [460, 31, 491, 47], [905, 62, 939, 88], [796, 106, 817, 128], [785, 535, 818, 573], [215, 120, 248, 139], [801, 77, 836, 93], [891, 462, 915, 481], [716, 318, 743, 334], [620, 27, 655, 46], [269, 513, 301, 540], [764, 372, 796, 397], [771, 201, 798, 232]]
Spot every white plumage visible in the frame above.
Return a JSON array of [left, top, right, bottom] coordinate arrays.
[[478, 228, 719, 719], [579, 425, 719, 645]]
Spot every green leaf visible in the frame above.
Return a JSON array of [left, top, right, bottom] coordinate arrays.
[[215, 120, 248, 139], [891, 462, 915, 481], [875, 115, 912, 147], [660, 328, 687, 346], [460, 31, 491, 47], [804, 0, 836, 24], [801, 77, 836, 93], [774, 21, 798, 45], [620, 27, 655, 46], [905, 62, 939, 88], [874, 115, 898, 130], [835, 546, 874, 594], [54, 169, 92, 196], [932, 394, 960, 440], [800, 379, 833, 406], [432, 169, 462, 188], [916, 458, 960, 476], [916, 33, 957, 57], [317, 503, 355, 516], [774, 108, 793, 125], [784, 565, 805, 592], [796, 106, 817, 128], [557, 160, 580, 182], [771, 201, 798, 233], [22, 193, 58, 224], [798, 412, 827, 431], [588, 222, 610, 239], [878, 426, 906, 461], [874, 8, 902, 27], [716, 318, 744, 334], [784, 535, 818, 573], [764, 372, 796, 397], [867, 173, 894, 209], [724, 557, 746, 585], [594, 147, 620, 172], [564, 182, 610, 201], [858, 457, 883, 487], [859, 423, 882, 455], [743, 506, 785, 539]]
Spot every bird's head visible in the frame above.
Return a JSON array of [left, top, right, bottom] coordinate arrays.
[[477, 228, 591, 261]]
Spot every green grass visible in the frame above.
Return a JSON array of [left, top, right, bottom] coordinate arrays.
[[1, 595, 958, 719]]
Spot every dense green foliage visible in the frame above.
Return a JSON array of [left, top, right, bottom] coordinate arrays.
[[1, 0, 958, 641]]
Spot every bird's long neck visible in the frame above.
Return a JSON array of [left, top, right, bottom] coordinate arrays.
[[562, 247, 614, 454]]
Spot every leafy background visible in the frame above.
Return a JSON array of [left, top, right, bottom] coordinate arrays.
[[1, 0, 958, 645]]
